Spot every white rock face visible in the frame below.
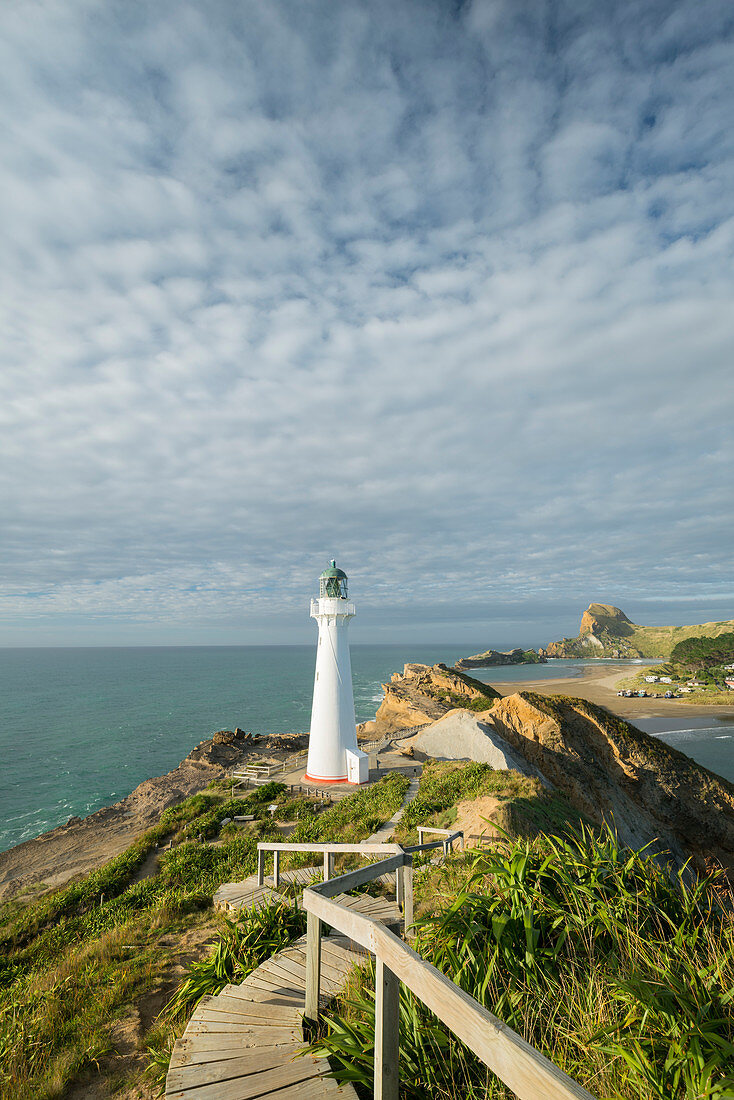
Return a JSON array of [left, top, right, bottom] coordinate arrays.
[[407, 709, 543, 780]]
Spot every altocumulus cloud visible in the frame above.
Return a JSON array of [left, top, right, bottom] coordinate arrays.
[[0, 0, 733, 644]]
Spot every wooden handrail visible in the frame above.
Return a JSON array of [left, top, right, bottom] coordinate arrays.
[[257, 841, 402, 854], [415, 826, 464, 854], [255, 840, 402, 887], [302, 849, 597, 1100]]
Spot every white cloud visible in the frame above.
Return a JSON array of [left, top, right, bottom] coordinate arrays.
[[0, 0, 732, 643]]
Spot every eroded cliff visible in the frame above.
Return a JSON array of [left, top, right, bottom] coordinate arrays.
[[368, 662, 500, 732], [481, 691, 734, 874], [368, 663, 734, 875], [543, 602, 734, 659]]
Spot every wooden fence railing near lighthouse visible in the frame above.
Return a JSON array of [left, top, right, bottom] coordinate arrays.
[[257, 838, 598, 1100]]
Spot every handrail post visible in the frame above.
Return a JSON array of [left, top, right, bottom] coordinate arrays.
[[403, 856, 414, 935], [305, 909, 322, 1021], [417, 827, 424, 847], [374, 958, 399, 1100], [396, 863, 404, 910], [257, 847, 265, 887], [273, 849, 280, 888]]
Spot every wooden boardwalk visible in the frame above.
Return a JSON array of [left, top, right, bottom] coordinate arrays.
[[214, 867, 401, 926], [167, 933, 361, 1099], [167, 868, 401, 1099]]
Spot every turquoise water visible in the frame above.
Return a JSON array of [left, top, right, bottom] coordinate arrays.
[[466, 657, 661, 683], [0, 644, 471, 852], [1, 649, 732, 853]]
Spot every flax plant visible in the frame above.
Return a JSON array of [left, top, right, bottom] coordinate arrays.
[[311, 825, 734, 1099]]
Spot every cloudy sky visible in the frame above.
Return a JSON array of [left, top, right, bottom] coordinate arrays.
[[1, 0, 733, 647]]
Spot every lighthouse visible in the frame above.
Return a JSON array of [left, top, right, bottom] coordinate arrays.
[[305, 561, 369, 785]]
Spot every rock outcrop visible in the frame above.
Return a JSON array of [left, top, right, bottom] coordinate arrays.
[[371, 663, 500, 732], [458, 691, 734, 876], [455, 648, 545, 670], [403, 710, 543, 780], [373, 663, 734, 875], [542, 603, 734, 659]]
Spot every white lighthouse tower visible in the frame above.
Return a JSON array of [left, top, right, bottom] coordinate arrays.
[[305, 561, 369, 786]]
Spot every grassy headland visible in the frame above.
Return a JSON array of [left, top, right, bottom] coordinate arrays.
[[310, 764, 734, 1100], [545, 603, 734, 659], [0, 775, 408, 1099]]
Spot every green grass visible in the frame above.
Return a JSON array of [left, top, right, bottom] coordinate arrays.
[[0, 772, 412, 1098], [288, 773, 410, 846], [311, 826, 734, 1099], [393, 761, 585, 849], [146, 901, 308, 1089], [0, 788, 287, 1098]]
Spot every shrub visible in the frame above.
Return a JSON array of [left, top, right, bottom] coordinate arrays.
[[311, 826, 734, 1099]]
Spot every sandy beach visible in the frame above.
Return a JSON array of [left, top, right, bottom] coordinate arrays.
[[491, 662, 734, 721]]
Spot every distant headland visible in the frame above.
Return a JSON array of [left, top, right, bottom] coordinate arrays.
[[454, 603, 734, 670], [542, 602, 734, 659]]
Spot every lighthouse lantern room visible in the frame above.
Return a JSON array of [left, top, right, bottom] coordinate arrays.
[[305, 561, 369, 785]]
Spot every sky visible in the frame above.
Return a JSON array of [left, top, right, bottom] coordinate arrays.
[[1, 0, 733, 647]]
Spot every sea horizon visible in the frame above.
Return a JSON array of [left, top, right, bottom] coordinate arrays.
[[2, 645, 733, 855]]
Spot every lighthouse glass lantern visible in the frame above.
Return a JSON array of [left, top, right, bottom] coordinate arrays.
[[305, 561, 369, 785]]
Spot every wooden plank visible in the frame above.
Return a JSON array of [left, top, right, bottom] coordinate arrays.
[[308, 854, 404, 899], [267, 953, 343, 994], [318, 940, 363, 969], [241, 970, 305, 997], [304, 890, 596, 1100], [201, 993, 302, 1023], [193, 1006, 300, 1028], [220, 984, 305, 1009], [277, 944, 350, 984], [304, 911, 321, 1021], [269, 1076, 358, 1098], [261, 945, 345, 983], [167, 1053, 325, 1094], [174, 1035, 285, 1054], [167, 1065, 322, 1099], [340, 895, 401, 921], [403, 860, 414, 933], [184, 1021, 301, 1043], [171, 1045, 303, 1070], [374, 959, 399, 1100], [215, 882, 257, 897], [172, 1037, 300, 1060], [258, 842, 401, 855], [168, 1045, 303, 1077]]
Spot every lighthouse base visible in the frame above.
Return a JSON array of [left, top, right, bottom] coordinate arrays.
[[303, 749, 369, 787]]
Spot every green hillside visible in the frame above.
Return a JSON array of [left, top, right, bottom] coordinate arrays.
[[544, 603, 734, 659]]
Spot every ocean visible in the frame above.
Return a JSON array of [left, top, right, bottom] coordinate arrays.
[[1, 648, 732, 854]]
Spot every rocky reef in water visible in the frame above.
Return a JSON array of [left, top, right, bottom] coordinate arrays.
[[455, 647, 545, 670]]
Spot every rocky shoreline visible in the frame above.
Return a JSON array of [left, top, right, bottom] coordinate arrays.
[[0, 727, 307, 903], [4, 659, 734, 905]]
